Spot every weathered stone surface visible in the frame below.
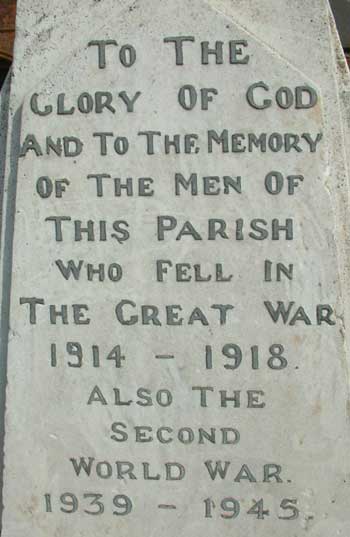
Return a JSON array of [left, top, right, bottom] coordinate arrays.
[[1, 1, 350, 536]]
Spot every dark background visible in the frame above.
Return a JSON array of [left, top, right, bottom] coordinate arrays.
[[331, 0, 350, 50], [0, 0, 15, 88], [0, 60, 10, 89]]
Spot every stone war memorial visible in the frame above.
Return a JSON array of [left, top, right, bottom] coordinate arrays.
[[1, 0, 350, 535]]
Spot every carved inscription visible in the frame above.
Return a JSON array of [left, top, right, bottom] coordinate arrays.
[[2, 4, 345, 536]]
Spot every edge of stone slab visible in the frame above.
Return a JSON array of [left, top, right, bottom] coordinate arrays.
[[328, 5, 350, 141], [0, 70, 12, 238], [0, 67, 21, 531], [326, 3, 350, 385]]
